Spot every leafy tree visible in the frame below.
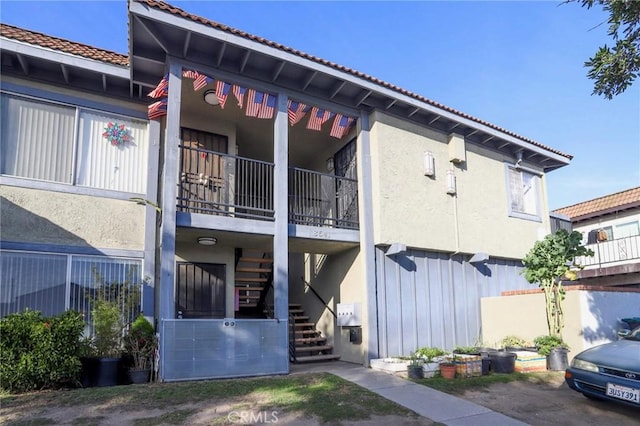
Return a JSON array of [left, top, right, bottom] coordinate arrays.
[[521, 230, 594, 336], [569, 0, 640, 99]]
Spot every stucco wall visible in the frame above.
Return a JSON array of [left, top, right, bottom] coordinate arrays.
[[481, 287, 640, 361], [368, 111, 550, 259], [1, 186, 145, 250]]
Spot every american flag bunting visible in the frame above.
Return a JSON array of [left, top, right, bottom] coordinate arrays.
[[257, 93, 276, 119], [182, 69, 198, 79], [330, 114, 355, 139], [148, 74, 169, 98], [215, 80, 232, 108], [287, 100, 309, 126], [245, 89, 264, 117], [148, 99, 168, 120], [232, 85, 247, 108], [306, 107, 332, 131], [193, 72, 213, 91]]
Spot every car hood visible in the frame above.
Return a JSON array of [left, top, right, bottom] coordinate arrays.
[[576, 340, 640, 373]]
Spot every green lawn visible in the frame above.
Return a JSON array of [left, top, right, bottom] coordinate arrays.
[[0, 372, 425, 425], [414, 371, 564, 395]]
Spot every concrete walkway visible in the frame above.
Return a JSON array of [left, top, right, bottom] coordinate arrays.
[[290, 361, 528, 426]]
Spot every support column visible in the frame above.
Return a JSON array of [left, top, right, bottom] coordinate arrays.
[[357, 111, 378, 365], [273, 94, 289, 324], [158, 61, 182, 323]]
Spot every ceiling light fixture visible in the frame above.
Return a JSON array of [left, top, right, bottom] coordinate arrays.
[[197, 236, 217, 246], [203, 89, 220, 106]]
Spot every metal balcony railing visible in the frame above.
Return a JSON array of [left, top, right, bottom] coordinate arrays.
[[177, 145, 274, 220], [177, 146, 359, 229], [288, 167, 359, 230], [578, 235, 640, 268]]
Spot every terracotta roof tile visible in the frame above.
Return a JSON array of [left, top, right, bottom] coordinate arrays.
[[553, 187, 640, 220], [0, 23, 128, 67], [135, 0, 572, 160]]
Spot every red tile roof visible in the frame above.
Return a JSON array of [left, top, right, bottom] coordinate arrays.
[[134, 0, 572, 160], [0, 23, 128, 66], [553, 187, 640, 221]]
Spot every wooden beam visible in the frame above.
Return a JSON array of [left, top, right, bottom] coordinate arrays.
[[216, 42, 227, 67], [481, 135, 495, 144], [355, 90, 372, 106], [428, 115, 440, 125], [466, 129, 479, 138], [272, 61, 285, 81], [408, 107, 420, 118], [102, 74, 107, 92], [330, 81, 346, 99], [385, 99, 397, 110], [182, 31, 192, 58], [302, 70, 317, 91], [60, 63, 69, 83], [135, 16, 169, 53], [239, 50, 251, 73], [449, 123, 460, 131], [15, 53, 29, 75]]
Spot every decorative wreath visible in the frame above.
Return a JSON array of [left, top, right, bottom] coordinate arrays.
[[103, 122, 131, 147]]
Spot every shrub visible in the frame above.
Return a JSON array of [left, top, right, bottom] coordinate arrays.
[[415, 347, 448, 363], [124, 314, 157, 370], [0, 309, 85, 393], [534, 335, 569, 357]]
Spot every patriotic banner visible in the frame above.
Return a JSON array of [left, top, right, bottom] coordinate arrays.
[[257, 93, 276, 119], [215, 80, 232, 108], [306, 107, 332, 131], [148, 74, 168, 98], [232, 85, 247, 108], [182, 69, 198, 79], [330, 114, 355, 139], [193, 72, 213, 91], [148, 99, 167, 120], [287, 100, 309, 126], [245, 89, 264, 117]]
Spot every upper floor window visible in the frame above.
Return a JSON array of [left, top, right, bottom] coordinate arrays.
[[507, 166, 541, 221], [0, 93, 149, 194]]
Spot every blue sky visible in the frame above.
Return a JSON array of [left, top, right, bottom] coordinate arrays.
[[2, 0, 638, 210]]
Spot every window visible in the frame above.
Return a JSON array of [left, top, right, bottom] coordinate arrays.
[[615, 221, 640, 239], [507, 166, 540, 220], [1, 93, 149, 193], [0, 250, 142, 321]]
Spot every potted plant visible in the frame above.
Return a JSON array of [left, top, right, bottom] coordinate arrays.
[[534, 334, 569, 371], [124, 314, 157, 384], [439, 355, 457, 380], [407, 352, 424, 379], [415, 347, 447, 378], [80, 299, 125, 387], [452, 346, 483, 377]]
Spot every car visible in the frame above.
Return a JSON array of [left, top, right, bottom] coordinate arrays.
[[565, 324, 640, 408]]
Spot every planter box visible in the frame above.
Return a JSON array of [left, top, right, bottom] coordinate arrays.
[[454, 354, 482, 378], [513, 351, 547, 373], [422, 362, 440, 378], [370, 358, 409, 373]]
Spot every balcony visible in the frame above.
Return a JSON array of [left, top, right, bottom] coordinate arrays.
[[177, 145, 358, 230], [578, 235, 640, 269]]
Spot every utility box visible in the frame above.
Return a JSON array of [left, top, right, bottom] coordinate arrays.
[[448, 133, 466, 164], [337, 303, 362, 327]]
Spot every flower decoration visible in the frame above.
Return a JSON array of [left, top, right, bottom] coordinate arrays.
[[103, 122, 131, 147]]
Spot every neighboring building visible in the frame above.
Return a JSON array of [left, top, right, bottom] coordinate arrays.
[[1, 0, 573, 381], [553, 187, 640, 287]]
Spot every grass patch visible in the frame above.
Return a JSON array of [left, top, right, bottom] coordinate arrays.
[[415, 371, 564, 395], [1, 373, 417, 425]]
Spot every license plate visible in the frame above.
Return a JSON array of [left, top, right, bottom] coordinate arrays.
[[606, 383, 640, 403]]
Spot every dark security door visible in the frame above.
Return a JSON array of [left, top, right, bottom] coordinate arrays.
[[176, 262, 225, 318]]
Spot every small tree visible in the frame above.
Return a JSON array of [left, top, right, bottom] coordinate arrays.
[[522, 230, 594, 337]]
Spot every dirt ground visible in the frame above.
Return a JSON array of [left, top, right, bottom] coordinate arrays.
[[461, 372, 640, 426], [2, 372, 639, 425]]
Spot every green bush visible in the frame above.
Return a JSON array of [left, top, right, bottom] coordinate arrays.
[[534, 334, 569, 357], [0, 309, 85, 392]]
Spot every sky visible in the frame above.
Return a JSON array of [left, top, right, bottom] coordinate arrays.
[[1, 0, 639, 210]]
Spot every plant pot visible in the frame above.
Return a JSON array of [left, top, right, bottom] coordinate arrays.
[[422, 362, 440, 378], [128, 368, 151, 384], [440, 363, 456, 379], [407, 365, 424, 379], [80, 357, 123, 387], [481, 358, 491, 375], [489, 351, 516, 374], [547, 348, 569, 371]]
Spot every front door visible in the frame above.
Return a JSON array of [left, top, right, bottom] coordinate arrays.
[[175, 262, 226, 318]]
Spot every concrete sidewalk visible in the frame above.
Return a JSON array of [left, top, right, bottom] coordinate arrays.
[[290, 361, 528, 426]]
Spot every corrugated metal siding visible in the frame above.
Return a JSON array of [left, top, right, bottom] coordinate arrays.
[[375, 248, 529, 358]]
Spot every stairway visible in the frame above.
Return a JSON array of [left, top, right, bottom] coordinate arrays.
[[290, 303, 340, 363], [235, 253, 273, 317]]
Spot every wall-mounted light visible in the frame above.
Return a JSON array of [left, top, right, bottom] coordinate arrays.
[[446, 169, 457, 195], [197, 236, 217, 246], [203, 89, 219, 106], [326, 157, 335, 172], [423, 151, 435, 177]]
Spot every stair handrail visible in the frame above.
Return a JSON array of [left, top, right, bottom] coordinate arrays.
[[300, 276, 337, 319], [289, 312, 297, 363]]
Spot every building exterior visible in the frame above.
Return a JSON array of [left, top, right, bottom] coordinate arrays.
[[553, 187, 640, 287], [1, 0, 573, 381]]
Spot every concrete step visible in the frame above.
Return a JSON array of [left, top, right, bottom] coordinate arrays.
[[235, 286, 263, 291], [294, 336, 326, 344], [236, 267, 272, 273], [292, 316, 310, 321], [295, 344, 333, 353], [294, 329, 319, 336], [294, 322, 315, 328], [235, 277, 268, 283], [239, 257, 273, 264], [294, 354, 341, 363]]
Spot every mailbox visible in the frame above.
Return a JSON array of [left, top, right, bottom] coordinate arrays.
[[336, 303, 362, 327]]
